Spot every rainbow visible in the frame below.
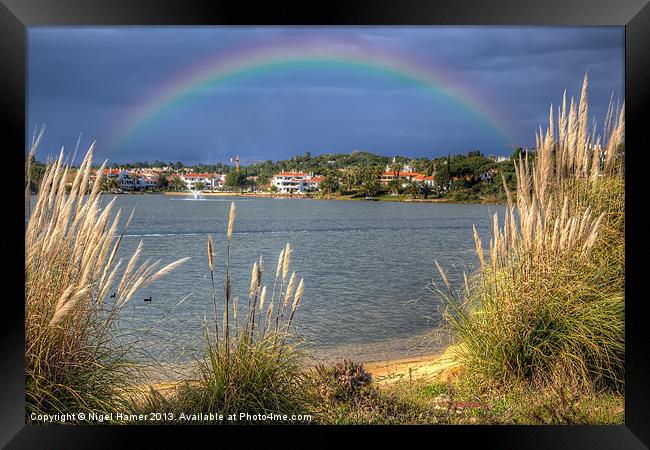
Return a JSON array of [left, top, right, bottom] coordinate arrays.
[[110, 40, 516, 151]]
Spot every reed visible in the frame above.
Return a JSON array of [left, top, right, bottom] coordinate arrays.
[[173, 202, 307, 421], [441, 74, 625, 392], [25, 140, 187, 420]]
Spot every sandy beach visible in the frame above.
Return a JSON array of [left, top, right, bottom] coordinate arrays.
[[363, 345, 462, 386], [142, 345, 464, 399]]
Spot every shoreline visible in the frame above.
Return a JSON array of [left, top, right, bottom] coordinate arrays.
[[362, 345, 462, 385], [158, 190, 506, 205], [143, 345, 463, 396]]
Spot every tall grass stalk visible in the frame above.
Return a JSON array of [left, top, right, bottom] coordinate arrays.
[[25, 142, 187, 420], [174, 202, 307, 421], [442, 74, 625, 392]]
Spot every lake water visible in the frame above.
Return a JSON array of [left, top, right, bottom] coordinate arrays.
[[96, 194, 504, 372]]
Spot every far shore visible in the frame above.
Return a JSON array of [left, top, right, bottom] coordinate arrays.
[[158, 190, 506, 205]]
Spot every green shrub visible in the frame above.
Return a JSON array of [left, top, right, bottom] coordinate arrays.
[[312, 359, 372, 403]]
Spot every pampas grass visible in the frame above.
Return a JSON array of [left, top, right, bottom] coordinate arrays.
[[172, 202, 307, 422], [441, 74, 625, 393], [25, 140, 187, 421]]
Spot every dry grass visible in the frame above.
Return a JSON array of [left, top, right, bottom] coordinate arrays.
[[166, 202, 308, 422], [441, 74, 625, 393], [25, 138, 187, 421]]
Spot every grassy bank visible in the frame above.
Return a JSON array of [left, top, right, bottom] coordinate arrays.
[[134, 347, 622, 424], [435, 75, 624, 415]]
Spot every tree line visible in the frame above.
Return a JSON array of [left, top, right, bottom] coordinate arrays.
[[28, 148, 524, 201]]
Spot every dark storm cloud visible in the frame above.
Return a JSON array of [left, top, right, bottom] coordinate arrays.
[[27, 27, 623, 164]]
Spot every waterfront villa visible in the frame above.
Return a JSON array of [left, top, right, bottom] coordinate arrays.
[[213, 175, 225, 189], [99, 168, 135, 191], [272, 172, 307, 194], [413, 174, 435, 186], [379, 170, 425, 186], [180, 173, 224, 190], [304, 175, 324, 192], [271, 172, 323, 194], [96, 168, 158, 191], [137, 175, 157, 190]]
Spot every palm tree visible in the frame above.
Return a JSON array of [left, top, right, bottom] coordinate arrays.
[[404, 180, 420, 199], [387, 179, 402, 195], [358, 166, 381, 197], [339, 168, 356, 192], [156, 172, 169, 190], [170, 175, 185, 191], [424, 160, 437, 177], [320, 172, 339, 195], [390, 161, 403, 179], [420, 182, 432, 199]]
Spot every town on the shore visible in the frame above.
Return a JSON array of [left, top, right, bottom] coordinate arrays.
[[30, 149, 522, 202]]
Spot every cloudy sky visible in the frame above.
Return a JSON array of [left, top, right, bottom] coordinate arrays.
[[27, 27, 623, 165]]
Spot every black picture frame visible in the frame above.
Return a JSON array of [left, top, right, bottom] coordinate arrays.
[[3, 0, 648, 447]]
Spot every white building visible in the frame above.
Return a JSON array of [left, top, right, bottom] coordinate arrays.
[[101, 169, 136, 191], [414, 174, 435, 187], [386, 157, 416, 173], [136, 175, 157, 190], [304, 175, 323, 192], [271, 172, 323, 194], [272, 172, 307, 194], [213, 174, 225, 189], [180, 173, 220, 190], [97, 169, 157, 191]]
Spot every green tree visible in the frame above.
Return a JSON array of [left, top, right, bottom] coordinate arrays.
[[390, 161, 403, 178], [170, 175, 185, 191], [434, 153, 451, 193], [423, 160, 437, 177], [420, 182, 432, 199], [320, 172, 339, 195], [225, 172, 247, 191], [194, 181, 205, 191], [156, 172, 169, 190], [358, 166, 381, 197], [28, 157, 47, 193], [404, 180, 420, 199], [100, 176, 118, 192], [387, 179, 402, 195], [339, 168, 357, 192]]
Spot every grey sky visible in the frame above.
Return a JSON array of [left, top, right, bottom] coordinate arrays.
[[27, 26, 624, 165]]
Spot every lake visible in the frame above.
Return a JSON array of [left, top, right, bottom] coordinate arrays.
[[98, 194, 504, 372]]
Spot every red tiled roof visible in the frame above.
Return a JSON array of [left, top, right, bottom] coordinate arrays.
[[275, 172, 307, 177], [183, 173, 214, 178], [381, 171, 423, 178]]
